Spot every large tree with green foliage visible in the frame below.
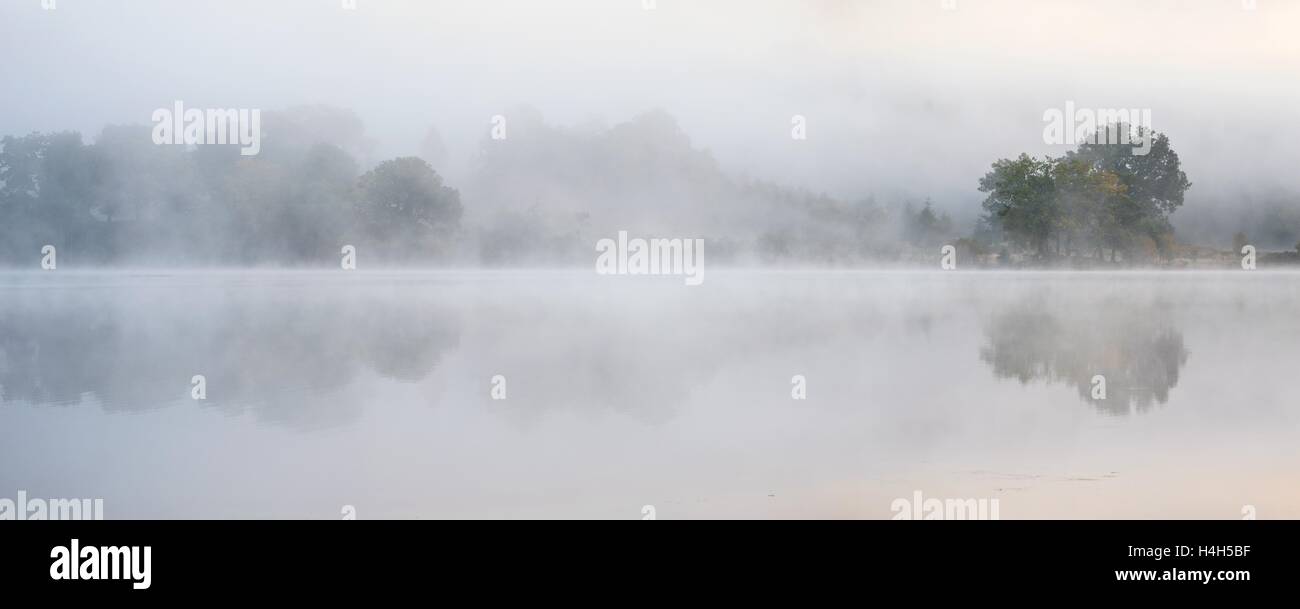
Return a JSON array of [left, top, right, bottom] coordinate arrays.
[[355, 157, 462, 259], [978, 154, 1057, 256]]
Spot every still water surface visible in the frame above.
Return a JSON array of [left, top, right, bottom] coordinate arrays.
[[1, 270, 1297, 518]]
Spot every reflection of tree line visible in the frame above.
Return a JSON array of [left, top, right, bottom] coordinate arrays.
[[0, 287, 774, 428], [0, 294, 460, 428], [0, 288, 742, 428], [4, 285, 1190, 425], [979, 303, 1189, 414]]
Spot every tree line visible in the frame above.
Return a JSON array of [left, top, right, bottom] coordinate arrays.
[[1, 108, 964, 267], [7, 110, 1196, 268], [0, 109, 461, 266]]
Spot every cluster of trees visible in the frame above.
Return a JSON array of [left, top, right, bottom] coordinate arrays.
[[463, 107, 962, 266], [977, 124, 1191, 262], [0, 107, 461, 266], [5, 105, 1095, 268], [5, 106, 938, 267], [902, 199, 955, 248]]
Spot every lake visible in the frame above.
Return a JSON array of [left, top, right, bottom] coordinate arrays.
[[1, 269, 1297, 519]]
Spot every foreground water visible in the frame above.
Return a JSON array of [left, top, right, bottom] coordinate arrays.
[[1, 269, 1297, 519]]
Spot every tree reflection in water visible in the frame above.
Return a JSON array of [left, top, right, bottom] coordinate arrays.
[[979, 302, 1189, 415]]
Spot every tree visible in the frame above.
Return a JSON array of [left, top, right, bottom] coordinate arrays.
[[0, 133, 50, 260], [1065, 124, 1191, 261], [277, 143, 359, 261], [1069, 124, 1191, 218], [978, 154, 1056, 257], [355, 157, 462, 260], [1050, 156, 1125, 258], [91, 125, 197, 259], [0, 132, 107, 261], [904, 199, 954, 248]]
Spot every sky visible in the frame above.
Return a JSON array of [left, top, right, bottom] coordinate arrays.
[[3, 0, 1299, 219]]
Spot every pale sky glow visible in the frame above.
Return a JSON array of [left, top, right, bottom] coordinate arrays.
[[2, 0, 1298, 214]]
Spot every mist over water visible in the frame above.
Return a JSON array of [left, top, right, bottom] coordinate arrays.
[[2, 270, 1296, 518], [2, 1, 1299, 522]]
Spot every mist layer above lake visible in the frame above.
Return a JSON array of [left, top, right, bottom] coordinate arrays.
[[1, 270, 1296, 518]]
